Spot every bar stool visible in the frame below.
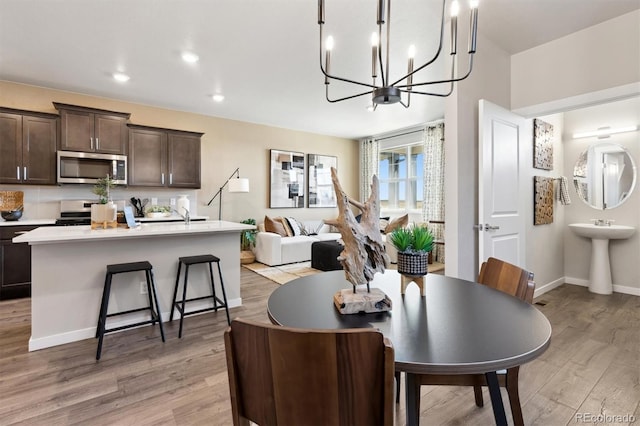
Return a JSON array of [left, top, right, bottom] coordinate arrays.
[[170, 254, 231, 338], [95, 261, 165, 360]]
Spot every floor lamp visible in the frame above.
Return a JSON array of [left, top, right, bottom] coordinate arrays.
[[206, 168, 250, 220]]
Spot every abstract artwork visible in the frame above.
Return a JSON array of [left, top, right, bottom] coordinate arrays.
[[270, 149, 305, 208], [307, 154, 337, 208], [534, 176, 554, 225], [533, 118, 554, 170]]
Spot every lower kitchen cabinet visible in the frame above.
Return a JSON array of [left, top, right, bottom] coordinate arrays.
[[0, 225, 37, 300]]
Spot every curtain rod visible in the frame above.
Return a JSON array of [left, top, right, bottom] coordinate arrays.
[[372, 119, 444, 142]]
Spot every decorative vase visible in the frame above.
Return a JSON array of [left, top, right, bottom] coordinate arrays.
[[176, 195, 190, 215], [397, 251, 429, 276], [91, 202, 117, 229]]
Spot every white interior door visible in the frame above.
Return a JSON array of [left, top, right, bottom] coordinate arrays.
[[478, 100, 528, 268]]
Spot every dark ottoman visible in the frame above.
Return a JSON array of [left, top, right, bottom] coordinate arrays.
[[311, 240, 344, 271]]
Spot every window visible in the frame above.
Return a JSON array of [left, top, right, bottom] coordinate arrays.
[[378, 143, 424, 210]]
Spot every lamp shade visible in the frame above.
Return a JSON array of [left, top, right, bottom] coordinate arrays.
[[228, 177, 250, 193]]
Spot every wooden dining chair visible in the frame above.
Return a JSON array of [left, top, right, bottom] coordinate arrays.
[[224, 318, 395, 426], [402, 257, 535, 426]]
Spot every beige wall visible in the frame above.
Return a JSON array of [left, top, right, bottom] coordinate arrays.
[[445, 31, 511, 281], [0, 81, 358, 223], [511, 10, 640, 110]]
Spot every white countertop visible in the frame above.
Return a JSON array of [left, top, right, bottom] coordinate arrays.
[[13, 220, 255, 244], [0, 219, 56, 227]]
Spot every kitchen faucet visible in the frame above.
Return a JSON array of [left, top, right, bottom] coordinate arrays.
[[174, 207, 190, 224]]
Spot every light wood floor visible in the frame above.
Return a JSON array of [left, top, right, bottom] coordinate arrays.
[[0, 269, 638, 425]]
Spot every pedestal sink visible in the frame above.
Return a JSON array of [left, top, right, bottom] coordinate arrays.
[[569, 223, 636, 294]]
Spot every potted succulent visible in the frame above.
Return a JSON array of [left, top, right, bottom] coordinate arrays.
[[240, 218, 257, 264], [388, 224, 434, 276], [90, 175, 118, 227]]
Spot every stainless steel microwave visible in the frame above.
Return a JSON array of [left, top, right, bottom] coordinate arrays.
[[57, 151, 127, 185]]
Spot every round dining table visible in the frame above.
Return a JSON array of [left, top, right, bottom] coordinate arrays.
[[267, 269, 552, 426]]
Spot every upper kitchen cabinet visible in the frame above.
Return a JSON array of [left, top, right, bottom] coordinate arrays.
[[0, 108, 57, 185], [54, 103, 130, 155], [128, 124, 202, 188]]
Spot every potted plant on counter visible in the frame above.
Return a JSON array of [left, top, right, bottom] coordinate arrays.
[[388, 224, 434, 276], [240, 218, 257, 264], [90, 175, 118, 228]]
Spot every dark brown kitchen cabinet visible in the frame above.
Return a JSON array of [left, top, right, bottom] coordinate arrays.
[[54, 103, 130, 155], [0, 108, 57, 185], [128, 124, 202, 188], [0, 225, 38, 300]]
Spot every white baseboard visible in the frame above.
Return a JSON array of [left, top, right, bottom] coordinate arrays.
[[533, 277, 565, 298], [29, 297, 242, 352], [555, 277, 640, 296]]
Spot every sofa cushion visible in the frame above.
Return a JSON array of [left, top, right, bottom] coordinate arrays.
[[264, 215, 287, 236], [284, 217, 304, 236]]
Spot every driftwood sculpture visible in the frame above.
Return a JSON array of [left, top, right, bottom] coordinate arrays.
[[325, 167, 388, 291]]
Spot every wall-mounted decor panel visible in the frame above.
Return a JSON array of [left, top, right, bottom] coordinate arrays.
[[270, 149, 305, 208], [534, 176, 554, 225], [533, 118, 554, 170], [307, 154, 337, 208]]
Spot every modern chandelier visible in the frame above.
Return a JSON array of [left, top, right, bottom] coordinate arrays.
[[318, 0, 479, 108]]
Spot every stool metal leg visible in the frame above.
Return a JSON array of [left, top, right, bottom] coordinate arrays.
[[208, 261, 218, 310], [216, 262, 231, 325], [96, 273, 113, 360], [178, 264, 190, 338], [147, 268, 165, 342], [170, 261, 182, 322], [145, 272, 155, 325], [96, 272, 111, 339]]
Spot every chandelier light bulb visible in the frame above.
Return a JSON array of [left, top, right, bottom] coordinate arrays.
[[371, 32, 379, 47], [470, 0, 479, 9], [408, 44, 416, 59], [450, 0, 460, 17], [326, 35, 334, 51]]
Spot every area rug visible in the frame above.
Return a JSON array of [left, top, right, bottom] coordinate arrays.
[[243, 261, 321, 285], [243, 260, 445, 285]]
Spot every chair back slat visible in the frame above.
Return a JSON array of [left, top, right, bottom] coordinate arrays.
[[225, 318, 395, 426], [478, 257, 535, 303]]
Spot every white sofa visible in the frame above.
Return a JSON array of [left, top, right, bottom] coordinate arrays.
[[254, 220, 341, 266]]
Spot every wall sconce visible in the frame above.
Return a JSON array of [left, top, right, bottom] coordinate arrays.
[[572, 125, 638, 139], [206, 168, 250, 220]]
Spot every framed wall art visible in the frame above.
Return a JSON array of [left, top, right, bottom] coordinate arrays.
[[533, 118, 554, 170], [534, 176, 554, 225], [307, 154, 337, 208], [269, 149, 305, 208]]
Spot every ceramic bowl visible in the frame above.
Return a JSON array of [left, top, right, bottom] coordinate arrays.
[[1, 209, 23, 221]]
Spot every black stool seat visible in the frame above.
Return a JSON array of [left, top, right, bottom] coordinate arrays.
[[180, 254, 220, 265], [96, 260, 165, 360], [171, 254, 230, 338], [107, 261, 153, 274]]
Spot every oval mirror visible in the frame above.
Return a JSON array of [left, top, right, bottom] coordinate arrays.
[[573, 142, 637, 210]]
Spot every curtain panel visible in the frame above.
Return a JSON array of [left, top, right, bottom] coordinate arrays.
[[359, 138, 379, 202], [422, 123, 445, 263]]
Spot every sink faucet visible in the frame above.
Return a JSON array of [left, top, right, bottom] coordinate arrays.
[[174, 207, 190, 224], [591, 219, 614, 226]]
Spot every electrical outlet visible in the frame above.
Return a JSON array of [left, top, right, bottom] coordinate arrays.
[[170, 198, 176, 206], [151, 197, 158, 205], [140, 281, 148, 295]]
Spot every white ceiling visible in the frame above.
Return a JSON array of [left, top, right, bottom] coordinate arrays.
[[1, 0, 638, 139]]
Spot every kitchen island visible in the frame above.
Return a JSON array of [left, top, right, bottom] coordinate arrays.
[[14, 220, 254, 351]]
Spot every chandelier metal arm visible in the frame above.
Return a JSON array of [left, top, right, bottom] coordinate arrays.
[[319, 25, 377, 90], [325, 86, 373, 103], [390, 0, 447, 88], [396, 55, 474, 89]]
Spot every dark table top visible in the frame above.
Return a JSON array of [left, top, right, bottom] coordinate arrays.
[[267, 270, 552, 375]]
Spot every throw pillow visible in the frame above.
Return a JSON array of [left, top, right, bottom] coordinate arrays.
[[385, 214, 409, 234], [285, 217, 303, 236], [264, 215, 287, 237], [278, 217, 294, 237]]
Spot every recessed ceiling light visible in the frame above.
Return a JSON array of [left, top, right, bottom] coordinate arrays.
[[212, 94, 225, 102], [182, 52, 199, 63], [113, 72, 130, 82]]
